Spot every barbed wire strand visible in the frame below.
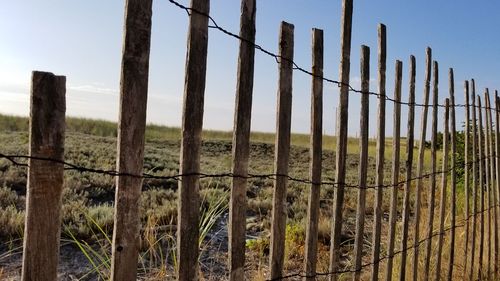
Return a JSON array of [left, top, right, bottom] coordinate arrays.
[[166, 0, 499, 113], [0, 2, 496, 279], [268, 203, 499, 280], [0, 152, 494, 191], [2, 150, 496, 279]]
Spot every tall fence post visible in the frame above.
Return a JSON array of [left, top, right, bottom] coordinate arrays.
[[423, 61, 439, 281], [177, 0, 210, 280], [370, 23, 386, 281], [447, 68, 457, 281], [21, 71, 66, 281], [436, 98, 450, 281], [486, 90, 498, 279], [269, 21, 294, 280], [494, 90, 500, 278], [329, 0, 353, 280], [304, 27, 323, 281], [478, 95, 485, 280], [469, 80, 478, 281], [412, 47, 432, 281], [385, 60, 403, 281], [228, 0, 256, 280], [485, 89, 494, 278], [110, 0, 152, 280], [399, 55, 416, 281], [353, 45, 370, 281], [463, 80, 470, 280]]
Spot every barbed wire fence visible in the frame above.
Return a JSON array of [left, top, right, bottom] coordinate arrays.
[[167, 0, 497, 113], [0, 152, 493, 190], [2, 0, 499, 280]]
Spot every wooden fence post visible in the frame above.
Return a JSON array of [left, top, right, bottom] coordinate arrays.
[[423, 60, 439, 281], [463, 80, 470, 280], [411, 47, 432, 281], [478, 95, 485, 280], [494, 90, 500, 278], [269, 21, 294, 280], [228, 0, 256, 280], [353, 45, 370, 281], [447, 68, 457, 281], [486, 90, 498, 279], [484, 89, 493, 278], [435, 98, 450, 281], [329, 0, 353, 280], [177, 0, 210, 280], [399, 55, 416, 281], [21, 71, 66, 281], [469, 80, 478, 281], [304, 27, 323, 281], [385, 59, 403, 281], [110, 1, 152, 280], [370, 23, 386, 281]]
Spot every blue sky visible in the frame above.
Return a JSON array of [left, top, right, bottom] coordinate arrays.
[[1, 1, 499, 136]]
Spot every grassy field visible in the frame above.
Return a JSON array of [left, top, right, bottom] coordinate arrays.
[[0, 114, 478, 280]]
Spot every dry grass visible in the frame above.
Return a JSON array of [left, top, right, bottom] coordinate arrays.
[[0, 114, 494, 280]]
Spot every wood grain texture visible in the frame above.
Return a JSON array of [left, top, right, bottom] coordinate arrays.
[[177, 0, 210, 280], [399, 55, 415, 281], [435, 98, 450, 281], [411, 47, 432, 281], [483, 88, 492, 278], [22, 71, 66, 281], [477, 95, 485, 280], [370, 23, 386, 281], [329, 1, 353, 280], [353, 45, 370, 281], [385, 60, 402, 281], [494, 91, 500, 278], [469, 80, 478, 281], [304, 27, 323, 281], [228, 0, 256, 279], [446, 69, 457, 281], [110, 0, 152, 280], [484, 88, 497, 278], [423, 61, 439, 281], [269, 21, 294, 280], [489, 91, 498, 279], [462, 80, 470, 279]]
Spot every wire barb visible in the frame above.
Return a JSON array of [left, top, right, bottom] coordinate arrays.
[[0, 152, 491, 191], [166, 0, 498, 113]]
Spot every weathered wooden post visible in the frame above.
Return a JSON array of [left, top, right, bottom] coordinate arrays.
[[423, 61, 439, 281], [483, 89, 492, 278], [177, 0, 210, 280], [304, 27, 323, 281], [353, 45, 370, 281], [399, 55, 416, 281], [469, 80, 478, 281], [484, 89, 494, 278], [478, 95, 485, 280], [411, 47, 432, 281], [385, 60, 402, 281], [447, 68, 457, 281], [228, 0, 256, 280], [463, 80, 470, 279], [494, 91, 500, 278], [435, 98, 450, 281], [370, 23, 386, 281], [269, 21, 294, 280], [110, 0, 152, 280], [486, 90, 498, 279], [329, 0, 353, 279], [21, 71, 66, 281]]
